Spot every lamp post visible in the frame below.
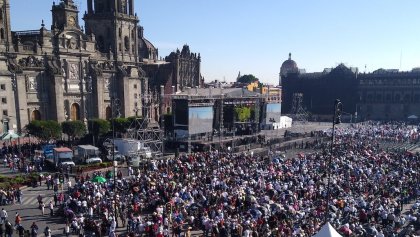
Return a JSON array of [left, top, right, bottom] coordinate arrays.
[[83, 75, 93, 144], [324, 99, 342, 224], [110, 96, 120, 227]]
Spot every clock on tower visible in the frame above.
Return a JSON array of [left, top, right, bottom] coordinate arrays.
[[51, 0, 79, 30], [67, 16, 76, 27]]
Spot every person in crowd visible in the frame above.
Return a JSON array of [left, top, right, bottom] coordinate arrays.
[[30, 222, 38, 237]]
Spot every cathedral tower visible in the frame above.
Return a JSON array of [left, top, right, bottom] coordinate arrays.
[[83, 0, 139, 63], [51, 0, 81, 31], [0, 0, 13, 52]]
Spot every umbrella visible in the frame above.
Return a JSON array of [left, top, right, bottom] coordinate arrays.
[[92, 176, 107, 183], [65, 209, 75, 217]]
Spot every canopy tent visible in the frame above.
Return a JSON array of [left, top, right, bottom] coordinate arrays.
[[1, 132, 21, 140], [92, 176, 107, 183], [407, 115, 418, 119], [313, 223, 342, 237]]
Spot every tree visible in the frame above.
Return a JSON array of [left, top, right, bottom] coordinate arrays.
[[25, 120, 62, 141], [88, 119, 110, 141], [237, 74, 259, 84], [234, 106, 251, 122], [110, 117, 130, 136], [62, 121, 87, 141]]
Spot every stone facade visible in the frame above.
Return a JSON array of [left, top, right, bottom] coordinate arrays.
[[281, 63, 358, 117], [0, 0, 202, 133], [357, 69, 420, 121], [281, 53, 420, 121]]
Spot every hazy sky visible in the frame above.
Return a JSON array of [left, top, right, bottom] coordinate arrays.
[[9, 0, 420, 85]]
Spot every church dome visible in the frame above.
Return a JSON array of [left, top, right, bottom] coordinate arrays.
[[280, 53, 298, 76]]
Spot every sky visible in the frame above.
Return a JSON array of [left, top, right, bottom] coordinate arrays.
[[9, 0, 420, 85]]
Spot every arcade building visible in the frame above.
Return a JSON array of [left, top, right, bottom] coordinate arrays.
[[280, 53, 420, 121]]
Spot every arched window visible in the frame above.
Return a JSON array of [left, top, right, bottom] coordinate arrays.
[[105, 106, 112, 120], [394, 94, 401, 102], [403, 94, 411, 103], [97, 36, 104, 51], [124, 36, 129, 51], [386, 94, 392, 102], [70, 103, 80, 121], [118, 28, 122, 38], [31, 110, 41, 121], [154, 108, 158, 122], [0, 28, 4, 40]]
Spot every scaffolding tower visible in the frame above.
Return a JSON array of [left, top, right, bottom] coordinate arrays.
[[126, 94, 163, 158], [290, 93, 309, 122]]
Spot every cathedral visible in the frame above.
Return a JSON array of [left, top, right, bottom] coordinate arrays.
[[0, 0, 202, 134]]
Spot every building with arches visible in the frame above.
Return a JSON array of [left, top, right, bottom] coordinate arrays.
[[0, 0, 202, 134], [280, 53, 420, 121]]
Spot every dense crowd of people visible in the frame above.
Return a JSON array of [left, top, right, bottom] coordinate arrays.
[[47, 122, 418, 237], [0, 122, 418, 236]]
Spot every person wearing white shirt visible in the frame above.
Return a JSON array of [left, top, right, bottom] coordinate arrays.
[[0, 208, 7, 223], [110, 218, 116, 233]]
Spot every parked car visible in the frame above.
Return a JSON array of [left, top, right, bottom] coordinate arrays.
[[86, 157, 102, 164]]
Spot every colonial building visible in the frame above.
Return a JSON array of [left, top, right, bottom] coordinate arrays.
[[358, 69, 420, 121], [281, 55, 358, 118], [0, 0, 202, 134], [281, 53, 420, 121]]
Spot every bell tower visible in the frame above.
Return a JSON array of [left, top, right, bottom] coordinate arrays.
[[84, 0, 139, 63], [0, 0, 13, 52], [51, 0, 81, 31]]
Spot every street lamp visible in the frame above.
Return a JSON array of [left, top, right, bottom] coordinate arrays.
[[110, 96, 120, 227], [324, 99, 342, 224]]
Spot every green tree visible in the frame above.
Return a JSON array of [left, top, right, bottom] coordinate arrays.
[[88, 119, 110, 141], [62, 121, 87, 140], [237, 74, 259, 84], [234, 106, 251, 122], [110, 117, 130, 136], [25, 120, 62, 141], [126, 116, 144, 130]]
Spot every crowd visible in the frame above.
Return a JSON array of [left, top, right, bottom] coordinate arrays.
[[0, 123, 417, 236], [46, 122, 418, 237]]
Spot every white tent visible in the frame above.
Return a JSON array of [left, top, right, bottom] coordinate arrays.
[[280, 116, 292, 128], [408, 115, 418, 119], [313, 223, 342, 237]]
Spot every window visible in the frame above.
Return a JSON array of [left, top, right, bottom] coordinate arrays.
[[124, 36, 129, 51], [1, 98, 6, 104], [2, 110, 7, 116], [0, 84, 5, 90], [134, 84, 137, 89], [97, 36, 104, 51], [394, 94, 401, 102]]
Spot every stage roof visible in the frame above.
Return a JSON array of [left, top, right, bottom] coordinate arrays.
[[174, 87, 262, 99]]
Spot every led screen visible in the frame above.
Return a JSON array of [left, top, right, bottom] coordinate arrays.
[[189, 107, 214, 134], [266, 103, 282, 123]]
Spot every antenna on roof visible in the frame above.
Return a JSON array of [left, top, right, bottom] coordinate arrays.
[[399, 49, 402, 71]]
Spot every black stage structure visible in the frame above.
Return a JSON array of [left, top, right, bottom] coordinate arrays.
[[168, 87, 268, 153]]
